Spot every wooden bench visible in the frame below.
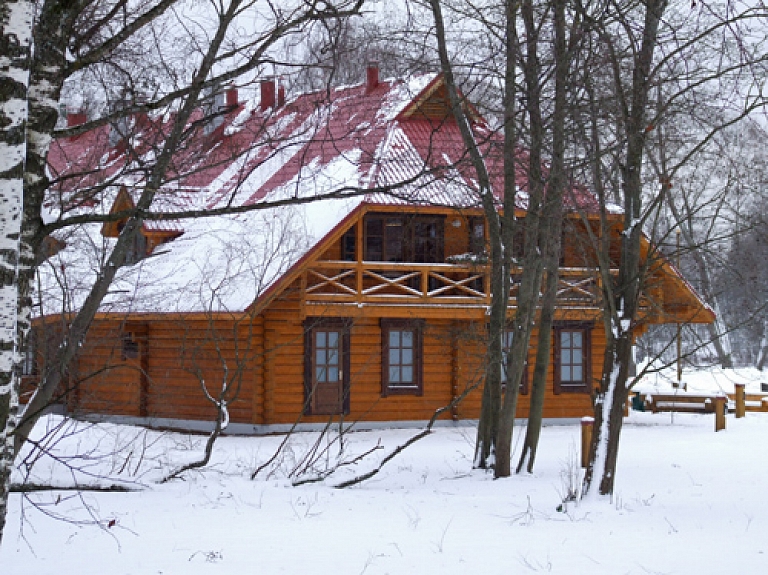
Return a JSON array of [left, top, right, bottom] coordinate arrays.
[[643, 393, 726, 414], [637, 391, 728, 431]]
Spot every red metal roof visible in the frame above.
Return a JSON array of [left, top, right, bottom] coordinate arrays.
[[47, 73, 601, 226]]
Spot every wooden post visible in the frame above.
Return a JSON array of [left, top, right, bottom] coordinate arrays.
[[714, 396, 726, 432], [581, 417, 594, 468], [734, 383, 745, 418]]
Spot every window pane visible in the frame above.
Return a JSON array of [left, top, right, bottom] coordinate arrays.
[[401, 330, 413, 348], [561, 365, 571, 381], [328, 331, 338, 347], [328, 367, 339, 382], [316, 331, 326, 347], [573, 348, 582, 364], [389, 331, 400, 347], [561, 332, 571, 347], [401, 366, 413, 383], [389, 366, 400, 383], [328, 348, 339, 367], [390, 348, 401, 365], [316, 366, 327, 383], [402, 348, 413, 365], [366, 218, 383, 236], [573, 332, 582, 347], [572, 366, 583, 382], [316, 348, 326, 365]]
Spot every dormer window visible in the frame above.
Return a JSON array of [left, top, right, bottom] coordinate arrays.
[[101, 187, 182, 263]]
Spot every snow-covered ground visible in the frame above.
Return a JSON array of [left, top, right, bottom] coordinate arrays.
[[2, 367, 767, 574]]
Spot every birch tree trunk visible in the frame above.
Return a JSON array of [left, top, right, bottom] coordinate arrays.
[[0, 0, 34, 545]]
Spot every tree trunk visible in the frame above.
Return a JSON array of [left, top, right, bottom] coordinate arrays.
[[582, 0, 669, 497], [427, 0, 517, 470], [516, 262, 558, 473], [0, 0, 35, 545], [515, 0, 569, 474], [14, 1, 244, 454]]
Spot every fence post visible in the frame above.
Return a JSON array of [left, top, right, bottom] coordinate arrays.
[[581, 417, 594, 468], [714, 396, 726, 432], [734, 383, 745, 418]]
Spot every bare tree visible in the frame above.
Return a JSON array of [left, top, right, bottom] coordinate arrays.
[[0, 0, 366, 545]]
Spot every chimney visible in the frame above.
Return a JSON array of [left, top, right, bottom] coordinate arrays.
[[67, 110, 87, 128], [366, 63, 379, 93], [226, 87, 238, 108], [67, 110, 87, 141], [260, 79, 276, 111], [277, 83, 285, 108]]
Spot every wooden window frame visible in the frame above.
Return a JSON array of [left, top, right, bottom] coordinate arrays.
[[501, 328, 529, 395], [303, 318, 352, 415], [380, 319, 424, 397], [553, 322, 592, 394]]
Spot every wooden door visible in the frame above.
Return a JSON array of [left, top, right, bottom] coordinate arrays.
[[310, 328, 345, 414]]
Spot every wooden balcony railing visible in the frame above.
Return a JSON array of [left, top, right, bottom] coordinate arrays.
[[303, 261, 608, 309]]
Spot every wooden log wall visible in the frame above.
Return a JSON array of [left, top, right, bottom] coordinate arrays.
[[62, 281, 603, 428], [260, 291, 600, 426], [70, 315, 261, 424]]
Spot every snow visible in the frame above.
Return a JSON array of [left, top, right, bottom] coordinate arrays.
[[2, 366, 767, 574]]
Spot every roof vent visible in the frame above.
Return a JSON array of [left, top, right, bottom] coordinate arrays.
[[366, 63, 379, 93]]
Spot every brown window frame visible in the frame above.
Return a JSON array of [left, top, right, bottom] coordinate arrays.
[[553, 322, 592, 394], [303, 318, 352, 415], [381, 319, 424, 397]]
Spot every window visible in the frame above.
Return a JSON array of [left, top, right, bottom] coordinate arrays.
[[553, 323, 592, 394], [364, 214, 444, 263], [341, 225, 356, 261], [501, 329, 528, 395], [381, 319, 423, 396], [469, 216, 486, 257], [304, 318, 351, 415]]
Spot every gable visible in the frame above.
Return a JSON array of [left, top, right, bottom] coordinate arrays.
[[397, 76, 484, 124]]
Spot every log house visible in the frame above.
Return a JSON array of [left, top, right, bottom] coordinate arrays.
[[30, 68, 715, 432]]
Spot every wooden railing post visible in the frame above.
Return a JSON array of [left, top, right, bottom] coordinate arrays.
[[581, 417, 594, 468], [734, 383, 746, 418], [714, 396, 726, 432], [356, 261, 363, 304]]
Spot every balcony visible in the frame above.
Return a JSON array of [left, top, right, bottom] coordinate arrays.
[[302, 260, 609, 316]]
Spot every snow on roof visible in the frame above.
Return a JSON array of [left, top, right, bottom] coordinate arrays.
[[43, 73, 603, 314]]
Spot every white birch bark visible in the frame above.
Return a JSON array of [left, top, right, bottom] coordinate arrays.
[[0, 0, 34, 545]]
